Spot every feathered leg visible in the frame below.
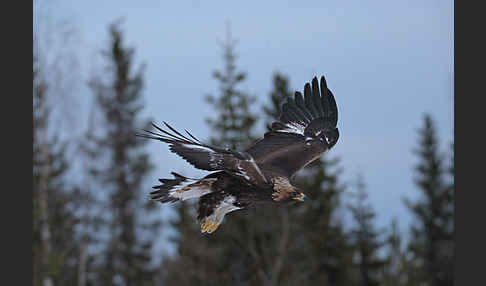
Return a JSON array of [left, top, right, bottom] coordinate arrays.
[[197, 192, 242, 234]]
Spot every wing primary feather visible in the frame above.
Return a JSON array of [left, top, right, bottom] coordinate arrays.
[[327, 89, 338, 127], [281, 103, 300, 122], [135, 133, 160, 140], [279, 113, 292, 124], [312, 77, 324, 117], [162, 121, 197, 143], [143, 129, 167, 138], [143, 125, 201, 147], [136, 131, 177, 144], [151, 123, 188, 142], [184, 129, 203, 143], [319, 76, 332, 118], [304, 82, 318, 118], [138, 130, 175, 141], [287, 97, 310, 124], [294, 91, 305, 107], [294, 91, 313, 121]]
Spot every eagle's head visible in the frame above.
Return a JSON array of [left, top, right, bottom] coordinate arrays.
[[271, 178, 307, 203]]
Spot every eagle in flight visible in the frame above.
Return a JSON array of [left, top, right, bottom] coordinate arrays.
[[137, 75, 339, 234]]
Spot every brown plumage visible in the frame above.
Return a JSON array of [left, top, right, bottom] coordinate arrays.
[[137, 75, 339, 234]]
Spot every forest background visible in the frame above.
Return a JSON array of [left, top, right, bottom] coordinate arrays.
[[33, 1, 454, 285]]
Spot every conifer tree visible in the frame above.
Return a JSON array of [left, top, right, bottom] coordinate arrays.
[[255, 72, 354, 283], [34, 48, 80, 286], [162, 36, 354, 286], [404, 114, 454, 286], [440, 142, 454, 284], [348, 174, 386, 286], [163, 28, 283, 286], [218, 71, 304, 286], [292, 157, 355, 286], [205, 26, 258, 150], [84, 22, 157, 285], [445, 142, 454, 231], [270, 73, 353, 285], [203, 25, 264, 286], [159, 26, 252, 286], [381, 219, 411, 286]]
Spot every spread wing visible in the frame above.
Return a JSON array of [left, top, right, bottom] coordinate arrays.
[[137, 122, 268, 186], [246, 76, 339, 178]]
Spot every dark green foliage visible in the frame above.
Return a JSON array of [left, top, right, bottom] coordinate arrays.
[[404, 114, 454, 286], [348, 174, 386, 286], [83, 22, 158, 286]]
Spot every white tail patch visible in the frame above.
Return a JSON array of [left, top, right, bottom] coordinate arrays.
[[169, 178, 217, 201]]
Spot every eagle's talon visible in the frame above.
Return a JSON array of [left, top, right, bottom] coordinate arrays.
[[207, 223, 215, 233], [201, 219, 219, 233], [201, 220, 210, 233], [201, 219, 220, 234]]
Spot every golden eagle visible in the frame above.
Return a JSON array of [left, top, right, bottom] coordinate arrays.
[[137, 75, 339, 233]]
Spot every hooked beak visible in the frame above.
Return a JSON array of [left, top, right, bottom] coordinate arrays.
[[293, 193, 306, 202]]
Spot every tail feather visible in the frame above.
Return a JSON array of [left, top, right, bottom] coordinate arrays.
[[150, 172, 216, 203]]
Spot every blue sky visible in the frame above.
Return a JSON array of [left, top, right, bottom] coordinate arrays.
[[36, 0, 453, 251]]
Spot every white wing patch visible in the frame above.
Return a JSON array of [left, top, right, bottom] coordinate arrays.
[[276, 122, 305, 135], [168, 178, 217, 201]]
